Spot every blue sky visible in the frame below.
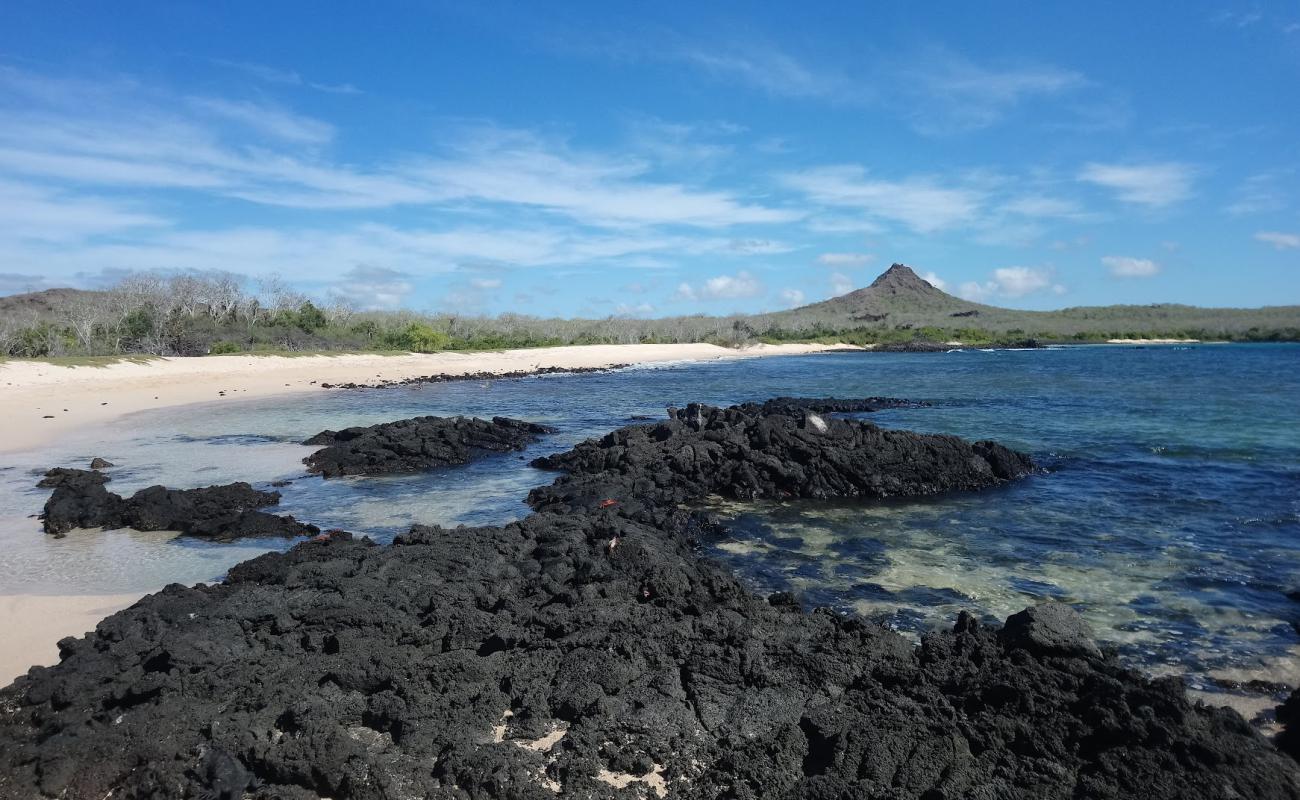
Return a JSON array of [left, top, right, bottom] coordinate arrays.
[[1, 1, 1297, 317]]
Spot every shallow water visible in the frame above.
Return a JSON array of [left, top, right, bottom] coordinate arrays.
[[1, 344, 1298, 713]]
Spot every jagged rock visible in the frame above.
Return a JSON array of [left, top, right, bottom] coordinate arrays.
[[38, 474, 317, 541], [999, 601, 1102, 658], [36, 467, 108, 489], [304, 415, 557, 477], [88, 457, 114, 469], [3, 401, 1296, 798], [529, 401, 1033, 513]]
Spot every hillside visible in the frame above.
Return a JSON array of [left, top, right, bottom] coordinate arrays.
[[1, 265, 1298, 358], [755, 264, 1300, 340]]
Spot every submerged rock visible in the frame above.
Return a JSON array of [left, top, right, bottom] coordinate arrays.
[[3, 401, 1295, 798], [303, 415, 557, 477], [38, 472, 317, 541], [742, 396, 930, 414]]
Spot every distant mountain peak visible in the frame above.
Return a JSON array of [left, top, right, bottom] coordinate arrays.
[[868, 263, 934, 294]]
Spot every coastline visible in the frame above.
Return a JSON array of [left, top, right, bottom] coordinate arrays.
[[0, 342, 857, 455]]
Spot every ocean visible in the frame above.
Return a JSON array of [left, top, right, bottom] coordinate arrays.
[[2, 343, 1298, 714]]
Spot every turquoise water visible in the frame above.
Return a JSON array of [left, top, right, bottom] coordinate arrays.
[[1, 344, 1298, 710]]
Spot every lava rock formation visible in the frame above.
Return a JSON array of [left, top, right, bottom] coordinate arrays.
[[303, 415, 557, 477], [38, 468, 317, 541]]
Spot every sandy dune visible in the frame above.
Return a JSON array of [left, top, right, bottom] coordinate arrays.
[[0, 342, 857, 455]]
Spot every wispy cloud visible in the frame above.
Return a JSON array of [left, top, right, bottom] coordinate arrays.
[[1102, 255, 1161, 277], [210, 58, 361, 95], [816, 252, 874, 267], [187, 97, 335, 145], [781, 165, 982, 233], [674, 42, 858, 102], [1254, 231, 1300, 250], [899, 48, 1086, 134], [1225, 172, 1289, 216], [1078, 162, 1194, 208], [413, 129, 798, 228]]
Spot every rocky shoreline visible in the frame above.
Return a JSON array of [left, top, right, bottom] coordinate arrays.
[[318, 364, 632, 391], [4, 399, 1299, 798]]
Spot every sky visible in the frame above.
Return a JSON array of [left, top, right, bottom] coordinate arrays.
[[0, 1, 1298, 317]]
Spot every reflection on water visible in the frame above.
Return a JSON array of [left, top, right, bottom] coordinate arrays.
[[1, 344, 1298, 716]]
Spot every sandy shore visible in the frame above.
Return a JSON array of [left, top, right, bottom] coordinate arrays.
[[0, 342, 856, 455], [0, 594, 141, 685]]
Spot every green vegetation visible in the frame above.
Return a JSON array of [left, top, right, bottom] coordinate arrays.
[[1, 266, 1296, 359]]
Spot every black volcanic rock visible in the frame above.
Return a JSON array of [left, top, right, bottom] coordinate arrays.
[[1000, 601, 1102, 658], [528, 401, 1033, 513], [2, 512, 1296, 798], [38, 474, 317, 541], [3, 401, 1296, 798], [303, 415, 557, 477]]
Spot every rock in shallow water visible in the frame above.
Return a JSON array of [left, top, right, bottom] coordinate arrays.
[[529, 401, 1034, 512], [303, 414, 557, 477], [37, 468, 317, 541]]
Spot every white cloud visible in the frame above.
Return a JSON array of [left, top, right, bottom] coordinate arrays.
[[830, 272, 855, 297], [1078, 162, 1194, 208], [816, 252, 874, 267], [1102, 256, 1161, 278], [1255, 231, 1300, 250], [779, 288, 805, 307], [700, 271, 763, 300], [329, 266, 414, 310], [959, 266, 1062, 301], [782, 165, 982, 233], [920, 271, 947, 291], [993, 266, 1054, 296], [673, 271, 764, 303], [614, 301, 655, 317], [470, 277, 503, 289]]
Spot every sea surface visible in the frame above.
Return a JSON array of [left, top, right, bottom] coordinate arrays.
[[2, 344, 1298, 716]]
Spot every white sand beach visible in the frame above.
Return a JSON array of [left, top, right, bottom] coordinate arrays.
[[0, 342, 858, 455]]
